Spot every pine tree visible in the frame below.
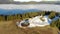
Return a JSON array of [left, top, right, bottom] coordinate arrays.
[[49, 11, 56, 19]]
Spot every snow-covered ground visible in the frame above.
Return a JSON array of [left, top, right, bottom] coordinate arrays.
[[16, 15, 52, 28], [0, 4, 60, 12]]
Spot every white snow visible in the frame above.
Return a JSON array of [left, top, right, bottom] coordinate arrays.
[[0, 4, 60, 12], [16, 15, 51, 28]]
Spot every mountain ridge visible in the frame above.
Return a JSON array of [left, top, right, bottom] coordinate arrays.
[[0, 1, 60, 4]]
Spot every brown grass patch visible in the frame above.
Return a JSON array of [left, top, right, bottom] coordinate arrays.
[[0, 21, 58, 34]]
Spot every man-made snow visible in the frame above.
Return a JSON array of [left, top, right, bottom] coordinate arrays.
[[16, 15, 51, 28]]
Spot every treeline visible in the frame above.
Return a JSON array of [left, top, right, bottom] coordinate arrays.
[[0, 11, 60, 21], [50, 18, 60, 30], [49, 11, 60, 30], [0, 11, 60, 30]]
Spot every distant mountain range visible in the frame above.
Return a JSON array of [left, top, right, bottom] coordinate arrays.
[[16, 1, 60, 4], [0, 0, 60, 5]]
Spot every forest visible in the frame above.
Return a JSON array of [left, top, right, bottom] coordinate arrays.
[[0, 11, 60, 30]]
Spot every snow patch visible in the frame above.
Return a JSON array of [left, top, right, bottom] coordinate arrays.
[[16, 15, 51, 28]]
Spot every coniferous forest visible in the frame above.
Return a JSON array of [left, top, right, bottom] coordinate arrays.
[[0, 10, 60, 34], [0, 11, 60, 30], [0, 11, 60, 21]]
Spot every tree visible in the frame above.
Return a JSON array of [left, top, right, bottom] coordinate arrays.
[[40, 11, 45, 16], [0, 16, 5, 21], [25, 13, 29, 18], [48, 11, 56, 19], [15, 14, 22, 20], [50, 18, 60, 30], [50, 20, 56, 27], [56, 18, 60, 30], [28, 12, 33, 18], [21, 14, 26, 20], [7, 15, 15, 21]]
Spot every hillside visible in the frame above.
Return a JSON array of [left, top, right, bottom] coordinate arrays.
[[0, 10, 60, 34], [0, 1, 60, 4], [0, 21, 59, 34], [0, 4, 60, 12]]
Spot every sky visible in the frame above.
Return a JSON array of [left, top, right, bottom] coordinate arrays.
[[14, 0, 60, 2]]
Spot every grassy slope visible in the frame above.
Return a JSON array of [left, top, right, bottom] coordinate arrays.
[[0, 21, 59, 34]]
